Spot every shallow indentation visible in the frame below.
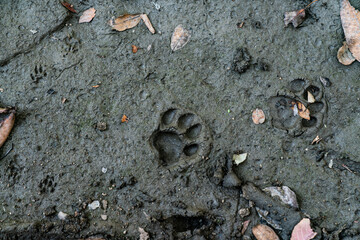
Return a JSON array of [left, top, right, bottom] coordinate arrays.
[[178, 113, 195, 129], [308, 102, 324, 113], [185, 124, 202, 139], [153, 132, 183, 164], [184, 144, 199, 156], [302, 116, 317, 127], [269, 96, 298, 130], [290, 79, 306, 92], [162, 109, 177, 125], [164, 215, 209, 232]]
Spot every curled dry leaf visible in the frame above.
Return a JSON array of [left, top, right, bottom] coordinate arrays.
[[171, 25, 191, 51], [109, 14, 141, 32], [340, 0, 360, 61], [252, 224, 280, 240], [132, 45, 138, 53], [252, 108, 265, 124], [79, 8, 96, 23], [291, 218, 317, 240], [284, 9, 306, 28], [0, 107, 16, 148], [337, 41, 356, 65], [241, 220, 251, 235], [140, 14, 155, 34], [291, 101, 310, 120], [61, 2, 77, 13]]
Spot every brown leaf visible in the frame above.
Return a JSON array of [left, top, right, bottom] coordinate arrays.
[[61, 2, 77, 13], [241, 220, 251, 235], [132, 45, 138, 53], [338, 42, 357, 66], [171, 25, 191, 51], [252, 108, 265, 124], [284, 9, 306, 28], [252, 224, 280, 240], [79, 8, 96, 23], [291, 218, 317, 240], [140, 14, 155, 34], [340, 0, 360, 61], [291, 101, 310, 120], [0, 107, 15, 148], [108, 14, 141, 32], [121, 115, 129, 123]]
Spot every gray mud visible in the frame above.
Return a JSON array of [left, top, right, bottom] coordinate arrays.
[[0, 0, 360, 239]]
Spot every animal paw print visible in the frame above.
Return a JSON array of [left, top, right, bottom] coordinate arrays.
[[269, 78, 327, 136], [30, 65, 47, 83], [150, 109, 212, 169], [63, 32, 81, 56], [38, 175, 57, 194]]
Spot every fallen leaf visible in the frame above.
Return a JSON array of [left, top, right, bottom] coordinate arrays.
[[263, 186, 299, 209], [252, 224, 280, 240], [291, 101, 310, 120], [241, 220, 251, 235], [171, 25, 191, 51], [252, 108, 265, 124], [284, 9, 306, 28], [92, 85, 100, 88], [79, 8, 96, 23], [132, 45, 138, 53], [311, 135, 322, 145], [0, 107, 15, 148], [233, 153, 247, 165], [340, 0, 360, 61], [291, 218, 317, 240], [61, 2, 77, 13], [139, 227, 149, 240], [140, 14, 155, 34], [307, 91, 315, 103], [61, 97, 67, 104], [121, 115, 129, 123], [108, 14, 141, 32], [337, 41, 356, 65]]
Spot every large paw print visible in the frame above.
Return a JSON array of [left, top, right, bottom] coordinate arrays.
[[150, 109, 212, 169], [269, 79, 327, 136], [30, 64, 47, 83]]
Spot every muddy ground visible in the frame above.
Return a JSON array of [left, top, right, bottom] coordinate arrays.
[[0, 0, 360, 239]]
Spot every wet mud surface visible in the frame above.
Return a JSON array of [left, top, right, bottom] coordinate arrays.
[[1, 0, 360, 239]]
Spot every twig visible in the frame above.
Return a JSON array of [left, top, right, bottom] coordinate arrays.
[[0, 143, 13, 160]]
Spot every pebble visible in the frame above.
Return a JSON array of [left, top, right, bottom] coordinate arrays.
[[102, 200, 108, 210], [88, 200, 100, 210], [58, 211, 68, 220], [102, 167, 107, 173], [239, 208, 251, 218], [101, 214, 107, 221]]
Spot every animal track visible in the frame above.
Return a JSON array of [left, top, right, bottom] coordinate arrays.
[[30, 65, 47, 83], [150, 109, 211, 169], [38, 175, 57, 194], [269, 78, 327, 136]]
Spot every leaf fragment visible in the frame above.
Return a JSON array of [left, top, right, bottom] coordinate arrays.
[[233, 153, 247, 165], [171, 25, 191, 51], [121, 115, 129, 123], [132, 45, 138, 53], [337, 41, 356, 65], [140, 14, 155, 34], [291, 101, 310, 120], [79, 8, 96, 23], [290, 218, 317, 240], [307, 91, 315, 103], [284, 9, 306, 28], [252, 108, 265, 124], [109, 14, 141, 32], [61, 2, 77, 13], [0, 107, 15, 148], [340, 0, 360, 61], [252, 224, 280, 240]]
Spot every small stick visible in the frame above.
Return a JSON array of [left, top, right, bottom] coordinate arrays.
[[0, 143, 13, 160]]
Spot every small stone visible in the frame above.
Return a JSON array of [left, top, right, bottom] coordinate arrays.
[[88, 200, 100, 210], [102, 167, 107, 173], [101, 214, 107, 221], [96, 122, 107, 131], [239, 208, 251, 218], [102, 200, 108, 210], [58, 211, 68, 220]]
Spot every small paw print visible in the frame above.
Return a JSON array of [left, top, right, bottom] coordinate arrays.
[[30, 65, 47, 83], [38, 175, 57, 194], [269, 78, 327, 136], [151, 109, 212, 169]]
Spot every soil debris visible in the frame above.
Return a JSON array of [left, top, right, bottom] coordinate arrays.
[[100, 214, 107, 221], [252, 224, 279, 240], [140, 14, 155, 34], [121, 115, 129, 123], [171, 25, 191, 51], [139, 227, 150, 240], [291, 101, 310, 120], [319, 76, 331, 87], [307, 91, 315, 103], [263, 186, 299, 209], [340, 0, 360, 62], [88, 200, 100, 210], [284, 10, 306, 28], [239, 208, 250, 218], [311, 135, 322, 145], [337, 41, 356, 65], [233, 152, 247, 165], [61, 2, 77, 13], [79, 8, 96, 23], [96, 122, 107, 131], [241, 220, 251, 235], [291, 218, 317, 240], [252, 108, 265, 124], [132, 45, 138, 53], [233, 48, 251, 74], [58, 211, 68, 220], [0, 107, 15, 148]]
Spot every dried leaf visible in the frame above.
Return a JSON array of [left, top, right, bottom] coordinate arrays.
[[252, 108, 265, 124], [340, 0, 360, 61], [140, 14, 155, 34], [233, 153, 247, 165], [171, 25, 191, 51], [61, 2, 77, 13], [109, 14, 141, 32], [307, 91, 315, 103], [337, 41, 356, 65], [0, 107, 15, 148], [284, 9, 306, 28], [132, 45, 138, 53], [252, 224, 280, 240], [263, 186, 299, 209], [79, 8, 96, 23], [241, 220, 251, 235], [291, 218, 317, 240], [291, 101, 310, 120], [121, 115, 129, 123], [311, 135, 322, 145]]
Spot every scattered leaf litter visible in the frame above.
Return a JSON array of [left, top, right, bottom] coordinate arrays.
[[121, 115, 129, 123], [132, 45, 138, 53], [0, 107, 15, 148], [88, 200, 100, 210], [61, 2, 77, 13], [307, 91, 315, 103], [140, 14, 155, 34], [171, 25, 191, 51], [291, 218, 317, 240], [291, 101, 310, 120], [241, 220, 251, 235], [252, 224, 280, 240], [284, 10, 306, 28], [79, 8, 96, 23], [109, 14, 155, 34], [252, 108, 265, 124], [311, 135, 322, 145], [337, 41, 356, 65], [139, 227, 150, 240], [233, 153, 248, 165]]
